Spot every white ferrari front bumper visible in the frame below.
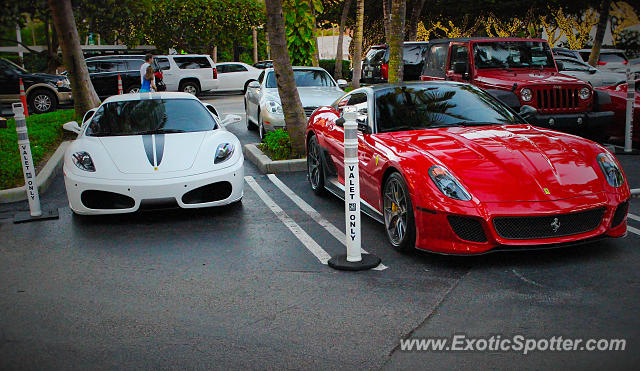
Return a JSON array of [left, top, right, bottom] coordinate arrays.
[[64, 157, 244, 215]]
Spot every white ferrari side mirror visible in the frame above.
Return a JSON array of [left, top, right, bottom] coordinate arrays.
[[63, 121, 82, 134], [247, 81, 260, 89], [337, 79, 348, 89], [220, 114, 242, 126]]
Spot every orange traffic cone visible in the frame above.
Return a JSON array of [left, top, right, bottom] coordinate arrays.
[[19, 78, 29, 117], [118, 74, 123, 95]]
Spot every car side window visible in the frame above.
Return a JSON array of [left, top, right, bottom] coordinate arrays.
[[450, 44, 469, 68], [174, 57, 211, 69], [87, 61, 99, 73], [100, 61, 121, 72], [228, 64, 248, 72], [127, 59, 144, 70], [258, 71, 265, 84], [423, 43, 448, 78], [217, 65, 229, 73], [403, 45, 424, 64], [562, 60, 589, 71], [156, 57, 171, 71]]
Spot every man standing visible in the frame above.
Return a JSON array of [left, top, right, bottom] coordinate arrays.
[[140, 53, 155, 87]]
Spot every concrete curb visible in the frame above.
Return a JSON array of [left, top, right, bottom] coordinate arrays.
[[243, 143, 306, 173], [0, 141, 71, 204]]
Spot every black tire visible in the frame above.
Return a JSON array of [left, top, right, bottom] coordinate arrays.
[[245, 98, 256, 130], [307, 135, 326, 195], [382, 172, 416, 252], [180, 81, 200, 96], [28, 89, 57, 114]]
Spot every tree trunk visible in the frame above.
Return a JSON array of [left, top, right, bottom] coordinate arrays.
[[264, 0, 308, 156], [588, 0, 612, 67], [351, 0, 364, 89], [334, 0, 352, 80], [405, 0, 426, 41], [252, 27, 259, 64], [309, 1, 320, 67], [210, 45, 217, 64], [388, 0, 406, 83], [382, 0, 391, 42], [48, 0, 100, 119]]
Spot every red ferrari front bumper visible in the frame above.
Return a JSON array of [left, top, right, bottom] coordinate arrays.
[[413, 191, 630, 254]]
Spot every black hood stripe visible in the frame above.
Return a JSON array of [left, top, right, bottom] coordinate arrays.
[[142, 135, 154, 166], [155, 134, 164, 166]]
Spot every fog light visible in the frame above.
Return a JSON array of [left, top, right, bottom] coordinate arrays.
[[549, 118, 555, 126]]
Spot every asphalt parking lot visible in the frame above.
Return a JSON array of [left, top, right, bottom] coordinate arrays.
[[1, 94, 639, 369]]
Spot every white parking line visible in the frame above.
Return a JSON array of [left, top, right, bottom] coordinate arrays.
[[267, 174, 387, 271], [627, 213, 640, 222], [244, 176, 332, 265], [628, 225, 640, 236]]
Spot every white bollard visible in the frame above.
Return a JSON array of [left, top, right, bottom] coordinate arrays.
[[343, 106, 362, 262], [13, 102, 42, 217], [624, 68, 635, 153], [327, 106, 381, 271]]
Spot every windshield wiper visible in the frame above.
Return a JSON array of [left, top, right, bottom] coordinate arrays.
[[134, 128, 186, 135]]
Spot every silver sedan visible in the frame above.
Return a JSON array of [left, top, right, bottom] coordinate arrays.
[[244, 66, 347, 139]]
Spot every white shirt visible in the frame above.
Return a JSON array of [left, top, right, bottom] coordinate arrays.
[[140, 62, 155, 85]]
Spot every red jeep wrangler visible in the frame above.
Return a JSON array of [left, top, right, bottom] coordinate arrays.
[[420, 37, 614, 141]]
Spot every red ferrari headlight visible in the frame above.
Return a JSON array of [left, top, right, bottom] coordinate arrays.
[[428, 165, 472, 201]]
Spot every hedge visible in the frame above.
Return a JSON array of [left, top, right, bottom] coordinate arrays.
[[0, 110, 74, 189], [319, 59, 351, 79]]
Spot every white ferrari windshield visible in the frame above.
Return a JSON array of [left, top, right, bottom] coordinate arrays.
[[86, 99, 216, 136]]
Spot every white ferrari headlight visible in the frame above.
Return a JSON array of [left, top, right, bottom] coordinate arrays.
[[266, 100, 283, 114], [214, 143, 234, 164], [72, 151, 95, 172]]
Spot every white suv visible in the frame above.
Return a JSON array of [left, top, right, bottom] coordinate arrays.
[[154, 54, 218, 95]]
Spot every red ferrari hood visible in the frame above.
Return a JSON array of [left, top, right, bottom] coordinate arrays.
[[387, 125, 603, 202]]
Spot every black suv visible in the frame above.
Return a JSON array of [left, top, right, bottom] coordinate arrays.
[[361, 41, 429, 84], [0, 57, 72, 114], [85, 55, 165, 98]]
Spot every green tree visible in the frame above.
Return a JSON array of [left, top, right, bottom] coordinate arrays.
[[351, 0, 364, 88], [282, 0, 322, 66], [387, 0, 406, 83], [48, 0, 100, 118], [264, 0, 307, 156]]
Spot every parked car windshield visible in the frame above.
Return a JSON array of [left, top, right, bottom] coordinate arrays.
[[375, 84, 524, 133], [265, 69, 335, 88], [86, 99, 216, 136], [473, 41, 555, 69], [1, 57, 28, 73]]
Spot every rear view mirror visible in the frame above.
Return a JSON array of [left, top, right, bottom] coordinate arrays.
[[220, 114, 241, 126], [63, 121, 82, 134]]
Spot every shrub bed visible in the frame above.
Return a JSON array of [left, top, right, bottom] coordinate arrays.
[[0, 109, 74, 189], [258, 129, 303, 161]]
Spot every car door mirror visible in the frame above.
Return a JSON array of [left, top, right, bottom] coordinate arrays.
[[337, 79, 348, 89], [63, 121, 82, 134], [519, 105, 537, 121], [220, 114, 241, 126], [248, 81, 260, 89]]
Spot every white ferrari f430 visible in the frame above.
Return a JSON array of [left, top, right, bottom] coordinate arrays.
[[62, 92, 244, 215]]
